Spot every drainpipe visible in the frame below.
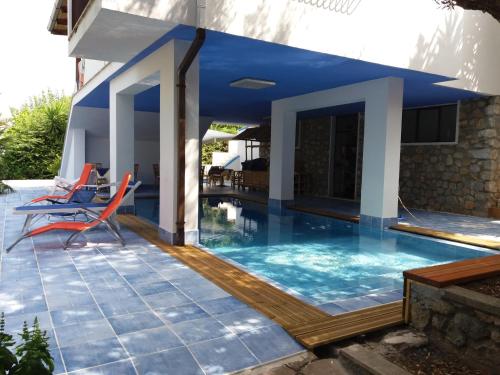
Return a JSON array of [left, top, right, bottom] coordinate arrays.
[[176, 27, 206, 246]]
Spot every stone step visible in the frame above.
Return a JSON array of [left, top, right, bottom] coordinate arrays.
[[339, 344, 411, 375]]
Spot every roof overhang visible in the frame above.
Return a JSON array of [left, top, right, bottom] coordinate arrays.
[[48, 0, 68, 36]]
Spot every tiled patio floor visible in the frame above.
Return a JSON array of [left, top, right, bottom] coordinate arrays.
[[0, 187, 304, 375]]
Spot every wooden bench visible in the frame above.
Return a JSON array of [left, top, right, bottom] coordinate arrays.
[[404, 254, 500, 288]]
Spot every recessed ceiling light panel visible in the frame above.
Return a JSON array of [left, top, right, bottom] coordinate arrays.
[[230, 78, 276, 90]]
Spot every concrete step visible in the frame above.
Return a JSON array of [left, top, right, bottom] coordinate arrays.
[[339, 344, 411, 375]]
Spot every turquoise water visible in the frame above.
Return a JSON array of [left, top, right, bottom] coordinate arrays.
[[136, 197, 490, 306]]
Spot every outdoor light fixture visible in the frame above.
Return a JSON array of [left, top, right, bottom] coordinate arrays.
[[230, 78, 276, 89]]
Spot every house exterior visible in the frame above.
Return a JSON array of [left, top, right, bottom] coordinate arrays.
[[48, 0, 500, 244]]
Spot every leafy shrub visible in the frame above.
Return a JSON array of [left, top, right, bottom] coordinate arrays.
[[0, 182, 13, 195], [0, 315, 53, 375], [11, 319, 53, 375], [0, 313, 17, 375], [0, 91, 70, 180]]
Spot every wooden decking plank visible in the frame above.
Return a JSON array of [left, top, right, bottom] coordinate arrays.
[[287, 205, 360, 223], [297, 314, 403, 348], [391, 224, 500, 250], [289, 302, 402, 335], [119, 214, 404, 348]]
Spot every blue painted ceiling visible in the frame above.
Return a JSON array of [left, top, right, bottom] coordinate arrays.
[[76, 25, 481, 123]]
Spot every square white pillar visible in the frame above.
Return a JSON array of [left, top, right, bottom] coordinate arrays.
[[67, 128, 86, 180], [109, 93, 134, 208], [269, 105, 296, 212], [360, 77, 404, 229], [158, 40, 200, 244]]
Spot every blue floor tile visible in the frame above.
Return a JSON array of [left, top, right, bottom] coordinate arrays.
[[133, 346, 203, 375], [51, 303, 104, 327], [170, 317, 231, 345], [55, 319, 115, 348], [60, 337, 128, 373], [133, 280, 176, 296], [216, 307, 276, 334], [176, 284, 230, 302], [92, 286, 137, 304], [189, 334, 259, 374], [98, 296, 149, 317], [119, 326, 183, 356], [368, 289, 403, 303], [69, 359, 136, 375], [239, 325, 304, 363], [156, 303, 209, 325], [317, 302, 348, 315], [45, 291, 95, 311], [143, 291, 191, 310], [197, 296, 248, 316], [108, 310, 164, 335], [331, 296, 381, 311]]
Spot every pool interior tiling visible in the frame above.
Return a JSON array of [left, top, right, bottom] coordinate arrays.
[[0, 188, 304, 375]]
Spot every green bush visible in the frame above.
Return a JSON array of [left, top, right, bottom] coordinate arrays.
[[0, 314, 54, 375], [0, 92, 70, 180]]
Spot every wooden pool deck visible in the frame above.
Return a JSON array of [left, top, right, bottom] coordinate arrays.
[[391, 224, 500, 251], [118, 214, 403, 349]]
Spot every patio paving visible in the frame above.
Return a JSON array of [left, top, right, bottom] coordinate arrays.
[[0, 186, 304, 375]]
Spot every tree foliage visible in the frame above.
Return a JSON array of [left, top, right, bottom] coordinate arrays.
[[0, 313, 17, 375], [201, 123, 243, 165], [11, 319, 53, 375], [0, 92, 70, 180], [436, 0, 500, 21]]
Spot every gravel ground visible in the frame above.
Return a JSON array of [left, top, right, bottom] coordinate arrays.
[[382, 345, 485, 375], [464, 276, 500, 298]]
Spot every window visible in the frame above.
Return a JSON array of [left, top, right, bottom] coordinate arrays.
[[401, 104, 458, 144]]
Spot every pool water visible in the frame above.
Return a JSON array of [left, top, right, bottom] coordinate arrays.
[[136, 197, 491, 311]]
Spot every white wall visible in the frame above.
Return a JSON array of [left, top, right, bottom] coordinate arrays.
[[82, 59, 109, 84], [211, 140, 259, 170], [85, 136, 159, 185], [68, 0, 499, 95]]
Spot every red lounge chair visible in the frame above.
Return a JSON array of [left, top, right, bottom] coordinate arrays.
[[30, 163, 94, 204], [6, 172, 132, 252]]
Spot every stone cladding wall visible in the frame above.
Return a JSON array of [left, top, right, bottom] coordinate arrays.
[[295, 117, 331, 196], [399, 97, 500, 216], [409, 282, 500, 372]]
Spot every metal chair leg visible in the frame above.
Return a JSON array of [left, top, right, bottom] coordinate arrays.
[[5, 235, 28, 253], [63, 232, 81, 250], [22, 214, 33, 233], [103, 221, 125, 246]]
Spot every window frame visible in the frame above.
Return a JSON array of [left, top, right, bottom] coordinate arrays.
[[401, 102, 460, 146]]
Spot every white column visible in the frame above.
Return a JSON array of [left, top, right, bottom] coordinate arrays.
[[184, 50, 200, 244], [159, 44, 177, 243], [109, 92, 134, 205], [66, 128, 86, 180], [360, 77, 404, 228], [269, 103, 296, 211]]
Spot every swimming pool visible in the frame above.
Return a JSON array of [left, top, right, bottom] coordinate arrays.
[[136, 197, 492, 314]]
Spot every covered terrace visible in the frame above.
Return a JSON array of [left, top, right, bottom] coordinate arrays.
[[61, 25, 483, 245]]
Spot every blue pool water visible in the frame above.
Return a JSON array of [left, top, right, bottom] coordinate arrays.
[[136, 197, 491, 311]]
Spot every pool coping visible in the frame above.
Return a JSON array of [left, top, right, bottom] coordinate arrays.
[[391, 223, 500, 251]]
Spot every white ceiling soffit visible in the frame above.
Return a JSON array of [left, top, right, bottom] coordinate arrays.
[[69, 5, 180, 62]]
